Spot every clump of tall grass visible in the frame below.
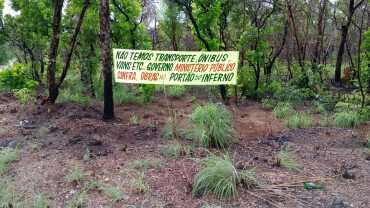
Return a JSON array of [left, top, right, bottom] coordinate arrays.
[[273, 102, 294, 119], [334, 111, 362, 128], [192, 154, 257, 199], [276, 149, 301, 172], [189, 104, 234, 148], [167, 86, 186, 98], [285, 113, 313, 129], [0, 148, 19, 174]]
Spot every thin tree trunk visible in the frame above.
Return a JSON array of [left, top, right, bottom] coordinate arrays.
[[47, 0, 64, 103], [100, 0, 114, 120]]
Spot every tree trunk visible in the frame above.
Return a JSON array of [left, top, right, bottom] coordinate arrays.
[[100, 0, 114, 120], [47, 0, 64, 103]]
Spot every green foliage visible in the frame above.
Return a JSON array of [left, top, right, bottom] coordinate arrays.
[[273, 86, 315, 105], [316, 93, 338, 112], [13, 88, 36, 105], [0, 64, 38, 91], [160, 142, 183, 158], [192, 154, 241, 199], [273, 102, 294, 119], [276, 149, 301, 172], [0, 180, 19, 207], [113, 84, 139, 105], [66, 167, 87, 184], [67, 191, 88, 208], [285, 113, 313, 129], [33, 194, 50, 208], [139, 84, 156, 103], [167, 86, 187, 98], [129, 172, 150, 194], [100, 185, 123, 202], [161, 117, 185, 140], [58, 77, 91, 106], [189, 104, 234, 148], [334, 111, 362, 128], [261, 98, 277, 109], [0, 148, 19, 174]]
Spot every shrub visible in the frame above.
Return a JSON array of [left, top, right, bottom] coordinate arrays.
[[334, 111, 361, 128], [273, 86, 314, 104], [167, 86, 186, 98], [13, 88, 36, 105], [317, 93, 338, 112], [273, 102, 294, 119], [139, 84, 155, 103], [66, 167, 87, 184], [189, 104, 234, 148], [192, 155, 241, 199], [0, 64, 37, 91], [261, 98, 277, 110], [113, 84, 138, 105], [285, 113, 313, 129], [161, 117, 185, 140], [130, 172, 150, 194], [58, 82, 91, 106], [276, 149, 301, 172], [0, 148, 19, 174], [0, 180, 19, 207]]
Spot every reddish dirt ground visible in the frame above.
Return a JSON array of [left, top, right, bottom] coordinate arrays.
[[0, 92, 369, 208]]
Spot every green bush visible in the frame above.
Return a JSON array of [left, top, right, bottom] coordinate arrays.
[[0, 180, 19, 207], [139, 84, 155, 103], [0, 64, 38, 91], [285, 113, 313, 129], [273, 102, 294, 119], [192, 155, 243, 199], [13, 88, 36, 105], [261, 98, 277, 109], [160, 142, 183, 158], [114, 84, 139, 105], [189, 104, 234, 148], [317, 93, 338, 112], [273, 86, 315, 104], [167, 86, 186, 98], [161, 117, 185, 140], [0, 148, 19, 174], [334, 111, 361, 128]]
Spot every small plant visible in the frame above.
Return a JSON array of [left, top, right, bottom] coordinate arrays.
[[130, 172, 150, 194], [273, 102, 294, 119], [33, 194, 50, 208], [261, 98, 277, 110], [0, 180, 19, 207], [161, 117, 185, 140], [139, 84, 156, 103], [13, 88, 36, 105], [285, 113, 313, 129], [192, 154, 243, 199], [334, 111, 361, 128], [320, 113, 333, 127], [189, 104, 234, 148], [0, 148, 19, 174], [67, 191, 88, 208], [128, 159, 161, 170], [239, 169, 259, 189], [160, 142, 183, 158], [129, 114, 141, 125], [100, 185, 123, 202], [276, 149, 301, 172], [113, 84, 138, 105], [66, 167, 87, 184], [167, 86, 186, 98]]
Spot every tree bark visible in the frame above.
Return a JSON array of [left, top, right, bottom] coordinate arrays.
[[100, 0, 114, 120], [47, 0, 64, 103], [334, 0, 365, 84]]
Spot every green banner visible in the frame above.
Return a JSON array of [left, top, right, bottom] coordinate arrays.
[[113, 49, 239, 85]]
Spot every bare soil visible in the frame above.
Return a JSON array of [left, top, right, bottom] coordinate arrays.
[[0, 92, 369, 208]]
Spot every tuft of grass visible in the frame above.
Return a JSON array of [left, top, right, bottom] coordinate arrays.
[[334, 111, 361, 128], [66, 167, 87, 184], [0, 148, 19, 174], [192, 154, 243, 199], [160, 142, 183, 158], [167, 86, 187, 98], [33, 194, 50, 208], [100, 185, 123, 202], [189, 104, 234, 148], [285, 113, 313, 129], [161, 117, 185, 140], [0, 180, 19, 207], [128, 159, 161, 170], [273, 102, 294, 119], [261, 98, 277, 110], [113, 84, 139, 105], [67, 191, 88, 208], [129, 114, 141, 125], [276, 149, 301, 172], [130, 172, 150, 194]]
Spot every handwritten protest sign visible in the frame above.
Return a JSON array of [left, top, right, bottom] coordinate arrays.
[[113, 49, 239, 85]]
